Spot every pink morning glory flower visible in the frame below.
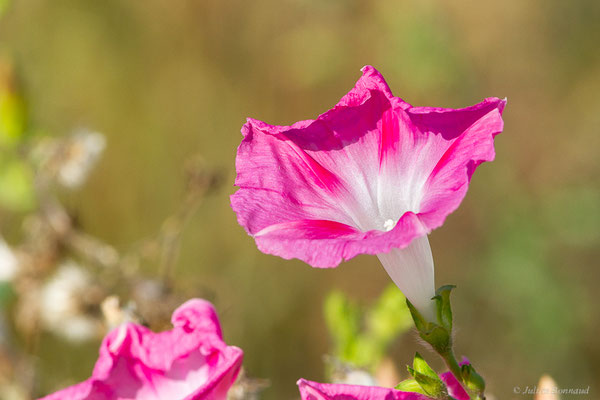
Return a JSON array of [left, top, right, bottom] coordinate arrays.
[[39, 299, 243, 400], [298, 369, 470, 400], [231, 66, 505, 319]]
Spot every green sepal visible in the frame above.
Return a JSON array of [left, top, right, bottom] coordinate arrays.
[[461, 363, 486, 394], [406, 298, 428, 332], [406, 299, 451, 354], [433, 285, 455, 332], [422, 324, 451, 354], [395, 378, 428, 395]]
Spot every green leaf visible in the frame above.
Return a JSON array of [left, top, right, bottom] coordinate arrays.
[[367, 284, 412, 342], [407, 366, 447, 398], [0, 282, 14, 308], [0, 59, 27, 147], [356, 285, 413, 366], [0, 0, 10, 18], [0, 157, 35, 211], [413, 352, 438, 380], [405, 353, 448, 398], [324, 290, 360, 362], [325, 286, 414, 369], [395, 378, 428, 395]]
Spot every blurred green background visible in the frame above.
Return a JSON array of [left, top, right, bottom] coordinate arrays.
[[0, 0, 599, 398]]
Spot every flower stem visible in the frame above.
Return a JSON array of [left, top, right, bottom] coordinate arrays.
[[406, 288, 486, 400], [439, 349, 463, 386]]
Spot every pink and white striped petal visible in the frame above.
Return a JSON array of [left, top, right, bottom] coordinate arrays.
[[232, 65, 505, 316]]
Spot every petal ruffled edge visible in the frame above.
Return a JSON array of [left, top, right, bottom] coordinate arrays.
[[184, 345, 243, 400], [412, 97, 506, 231], [238, 65, 402, 141], [253, 212, 427, 268], [335, 65, 405, 109]]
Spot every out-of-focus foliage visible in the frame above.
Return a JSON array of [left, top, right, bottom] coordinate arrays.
[[373, 1, 473, 96], [324, 291, 360, 363], [0, 0, 10, 20], [0, 157, 34, 211], [0, 66, 27, 147], [0, 56, 34, 212], [325, 284, 412, 371]]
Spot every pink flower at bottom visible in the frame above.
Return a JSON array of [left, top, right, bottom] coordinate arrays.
[[298, 369, 469, 400], [39, 299, 243, 400], [298, 379, 428, 400]]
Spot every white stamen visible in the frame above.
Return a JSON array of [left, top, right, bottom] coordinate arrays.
[[383, 219, 396, 232]]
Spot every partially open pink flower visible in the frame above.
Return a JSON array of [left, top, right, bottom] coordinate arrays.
[[232, 66, 505, 318], [298, 370, 470, 400], [39, 299, 243, 400]]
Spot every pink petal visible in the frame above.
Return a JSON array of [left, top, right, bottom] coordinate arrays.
[[39, 300, 243, 400], [232, 66, 505, 269], [440, 371, 470, 400], [408, 98, 506, 231], [232, 66, 428, 267], [297, 379, 430, 400], [252, 212, 427, 268], [438, 358, 472, 400], [232, 66, 505, 316]]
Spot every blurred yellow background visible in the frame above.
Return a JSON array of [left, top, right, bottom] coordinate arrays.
[[0, 0, 598, 398]]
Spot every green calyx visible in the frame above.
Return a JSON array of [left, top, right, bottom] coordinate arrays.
[[461, 364, 486, 397], [406, 285, 456, 354], [434, 285, 455, 332], [406, 285, 487, 400]]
